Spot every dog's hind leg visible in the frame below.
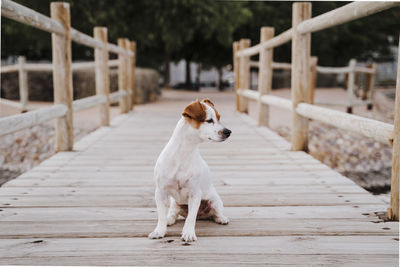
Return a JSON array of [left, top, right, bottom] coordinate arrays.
[[148, 189, 169, 239], [167, 198, 180, 226], [209, 187, 229, 225]]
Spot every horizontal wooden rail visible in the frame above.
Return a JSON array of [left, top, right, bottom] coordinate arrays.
[[0, 59, 120, 73], [238, 89, 293, 111], [0, 98, 23, 109], [1, 0, 133, 57], [297, 2, 400, 35], [296, 103, 394, 144], [238, 88, 393, 144], [72, 95, 106, 112], [261, 95, 293, 111], [249, 61, 376, 74], [109, 90, 127, 103], [0, 104, 68, 136], [1, 64, 19, 73], [236, 29, 292, 57], [1, 0, 64, 34]]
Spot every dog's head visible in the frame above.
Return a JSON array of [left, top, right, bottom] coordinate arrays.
[[182, 98, 231, 142]]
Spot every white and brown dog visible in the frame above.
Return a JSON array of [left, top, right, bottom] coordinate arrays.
[[148, 98, 231, 242]]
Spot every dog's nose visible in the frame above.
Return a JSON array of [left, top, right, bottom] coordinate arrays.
[[222, 128, 231, 137]]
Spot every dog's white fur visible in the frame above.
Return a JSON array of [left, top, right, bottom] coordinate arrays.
[[148, 99, 230, 242]]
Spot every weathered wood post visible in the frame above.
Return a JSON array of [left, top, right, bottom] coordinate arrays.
[[129, 41, 136, 109], [291, 2, 311, 151], [346, 59, 356, 113], [233, 41, 240, 111], [124, 39, 133, 111], [17, 56, 28, 112], [94, 27, 110, 126], [366, 63, 376, 110], [388, 38, 400, 221], [309, 56, 318, 104], [51, 2, 73, 151], [118, 38, 129, 113], [257, 27, 274, 126], [239, 38, 251, 113]]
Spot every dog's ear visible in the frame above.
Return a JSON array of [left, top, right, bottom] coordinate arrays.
[[202, 98, 214, 107], [202, 98, 220, 121], [182, 100, 206, 122]]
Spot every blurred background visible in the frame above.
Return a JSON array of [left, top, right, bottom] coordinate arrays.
[[1, 0, 399, 93]]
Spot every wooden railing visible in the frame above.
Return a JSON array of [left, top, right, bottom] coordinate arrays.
[[233, 1, 400, 220], [249, 59, 376, 113], [0, 57, 120, 112], [0, 0, 137, 151]]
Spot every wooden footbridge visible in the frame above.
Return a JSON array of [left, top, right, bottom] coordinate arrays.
[[1, 0, 399, 266]]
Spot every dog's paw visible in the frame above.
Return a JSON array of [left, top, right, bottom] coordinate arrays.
[[181, 230, 197, 242], [213, 215, 229, 225], [167, 216, 177, 226], [148, 228, 166, 239]]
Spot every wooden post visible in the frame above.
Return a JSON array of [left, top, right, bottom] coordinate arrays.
[[233, 41, 240, 111], [257, 27, 274, 126], [94, 27, 110, 126], [129, 41, 136, 109], [239, 38, 251, 113], [118, 38, 128, 113], [309, 56, 318, 104], [291, 2, 311, 151], [17, 56, 28, 112], [124, 39, 132, 111], [346, 59, 356, 114], [388, 38, 400, 221], [51, 2, 73, 151], [366, 63, 376, 110]]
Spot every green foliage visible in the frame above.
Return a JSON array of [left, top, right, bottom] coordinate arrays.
[[1, 0, 399, 74]]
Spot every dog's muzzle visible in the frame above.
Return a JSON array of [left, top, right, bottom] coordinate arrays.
[[222, 128, 232, 138]]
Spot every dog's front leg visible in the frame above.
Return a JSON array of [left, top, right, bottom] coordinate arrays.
[[181, 191, 201, 242], [148, 189, 168, 239]]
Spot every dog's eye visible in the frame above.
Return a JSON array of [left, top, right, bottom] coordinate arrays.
[[206, 119, 214, 123]]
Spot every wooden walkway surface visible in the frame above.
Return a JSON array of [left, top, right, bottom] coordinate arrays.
[[0, 91, 398, 266]]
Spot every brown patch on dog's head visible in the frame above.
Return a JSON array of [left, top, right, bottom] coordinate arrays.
[[182, 100, 206, 129], [202, 98, 220, 121]]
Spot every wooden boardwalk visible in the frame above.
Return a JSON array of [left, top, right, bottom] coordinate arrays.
[[0, 91, 398, 266]]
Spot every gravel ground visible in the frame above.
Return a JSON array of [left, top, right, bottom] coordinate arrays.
[[0, 122, 95, 186]]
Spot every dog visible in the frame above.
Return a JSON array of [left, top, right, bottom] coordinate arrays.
[[148, 98, 231, 242]]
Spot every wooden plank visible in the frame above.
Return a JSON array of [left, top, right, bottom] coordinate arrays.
[[0, 236, 397, 258], [0, 193, 384, 208], [0, 206, 388, 221], [0, 253, 397, 266], [0, 184, 368, 197], [0, 218, 396, 239]]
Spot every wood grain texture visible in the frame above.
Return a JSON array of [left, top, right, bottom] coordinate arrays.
[[0, 90, 397, 265], [257, 27, 274, 127], [51, 2, 74, 152], [94, 27, 110, 126], [290, 2, 311, 151], [388, 38, 400, 221]]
